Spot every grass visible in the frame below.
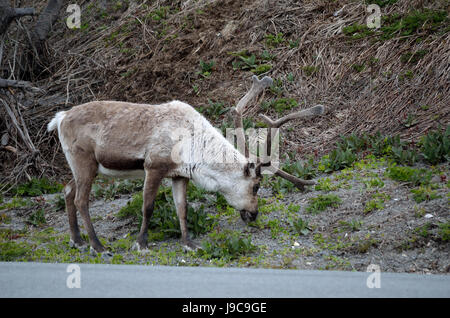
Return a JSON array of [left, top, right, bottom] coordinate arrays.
[[306, 194, 342, 214], [386, 165, 432, 186], [9, 178, 63, 197], [116, 185, 215, 238], [343, 9, 448, 41], [364, 191, 390, 213], [410, 186, 441, 203], [0, 197, 34, 210]]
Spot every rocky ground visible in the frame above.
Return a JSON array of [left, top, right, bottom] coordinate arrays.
[[1, 158, 448, 274]]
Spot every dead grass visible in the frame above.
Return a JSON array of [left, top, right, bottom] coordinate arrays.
[[0, 0, 449, 185]]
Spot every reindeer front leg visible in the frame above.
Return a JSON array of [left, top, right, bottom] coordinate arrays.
[[172, 177, 200, 251], [135, 168, 165, 251]]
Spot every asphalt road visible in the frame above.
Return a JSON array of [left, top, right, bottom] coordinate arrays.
[[0, 262, 449, 298]]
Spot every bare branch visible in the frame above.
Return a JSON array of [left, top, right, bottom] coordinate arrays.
[[0, 0, 35, 35], [1, 98, 38, 154], [0, 78, 43, 92]]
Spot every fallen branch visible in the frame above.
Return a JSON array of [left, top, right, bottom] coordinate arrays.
[[0, 78, 43, 92]]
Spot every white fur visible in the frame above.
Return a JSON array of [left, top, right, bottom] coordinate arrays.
[[98, 164, 145, 179]]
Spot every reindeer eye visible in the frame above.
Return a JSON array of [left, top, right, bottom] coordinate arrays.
[[253, 184, 260, 195]]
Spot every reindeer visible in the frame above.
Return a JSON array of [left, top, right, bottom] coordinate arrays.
[[47, 76, 324, 257]]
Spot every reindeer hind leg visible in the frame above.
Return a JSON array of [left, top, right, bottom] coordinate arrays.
[[64, 178, 87, 251]]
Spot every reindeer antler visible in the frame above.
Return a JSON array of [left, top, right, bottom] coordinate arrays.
[[258, 104, 325, 190], [231, 76, 325, 191], [231, 75, 273, 158]]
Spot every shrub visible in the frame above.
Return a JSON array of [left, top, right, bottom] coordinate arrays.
[[420, 126, 450, 165]]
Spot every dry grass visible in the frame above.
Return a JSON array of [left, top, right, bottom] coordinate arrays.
[[0, 0, 448, 186]]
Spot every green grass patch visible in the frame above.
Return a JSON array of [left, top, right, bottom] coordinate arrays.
[[10, 178, 63, 197], [199, 230, 256, 261], [364, 191, 390, 213], [410, 186, 441, 203], [306, 194, 342, 214], [386, 165, 432, 186], [117, 185, 215, 238]]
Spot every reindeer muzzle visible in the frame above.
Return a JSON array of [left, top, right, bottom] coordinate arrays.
[[240, 210, 258, 222]]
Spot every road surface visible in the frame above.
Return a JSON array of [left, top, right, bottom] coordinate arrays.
[[0, 262, 449, 298]]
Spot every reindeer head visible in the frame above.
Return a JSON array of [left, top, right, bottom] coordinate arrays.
[[227, 75, 325, 221]]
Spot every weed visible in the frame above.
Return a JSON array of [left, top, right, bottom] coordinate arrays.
[[198, 100, 229, 121], [51, 195, 66, 211], [386, 164, 432, 186], [306, 194, 342, 214], [267, 219, 282, 239], [265, 32, 285, 47], [401, 50, 428, 64], [364, 191, 390, 213], [251, 64, 272, 75], [318, 148, 357, 173], [232, 53, 257, 71], [28, 208, 46, 226], [315, 178, 340, 192], [0, 197, 34, 210], [92, 179, 143, 201], [342, 24, 373, 39], [339, 219, 363, 232], [11, 178, 63, 196], [352, 63, 365, 73], [362, 177, 385, 189], [420, 126, 450, 165], [0, 241, 32, 261], [302, 65, 319, 76], [262, 98, 298, 114], [290, 217, 311, 236], [197, 60, 215, 78], [438, 222, 449, 241], [410, 186, 441, 203], [117, 187, 214, 238], [200, 230, 256, 260], [380, 9, 448, 39]]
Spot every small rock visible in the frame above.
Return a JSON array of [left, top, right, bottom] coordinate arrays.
[[424, 214, 433, 219]]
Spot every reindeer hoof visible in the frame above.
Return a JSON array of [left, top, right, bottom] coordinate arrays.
[[100, 251, 114, 261], [131, 242, 150, 254], [182, 241, 202, 253], [69, 239, 88, 252], [89, 246, 111, 258]]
